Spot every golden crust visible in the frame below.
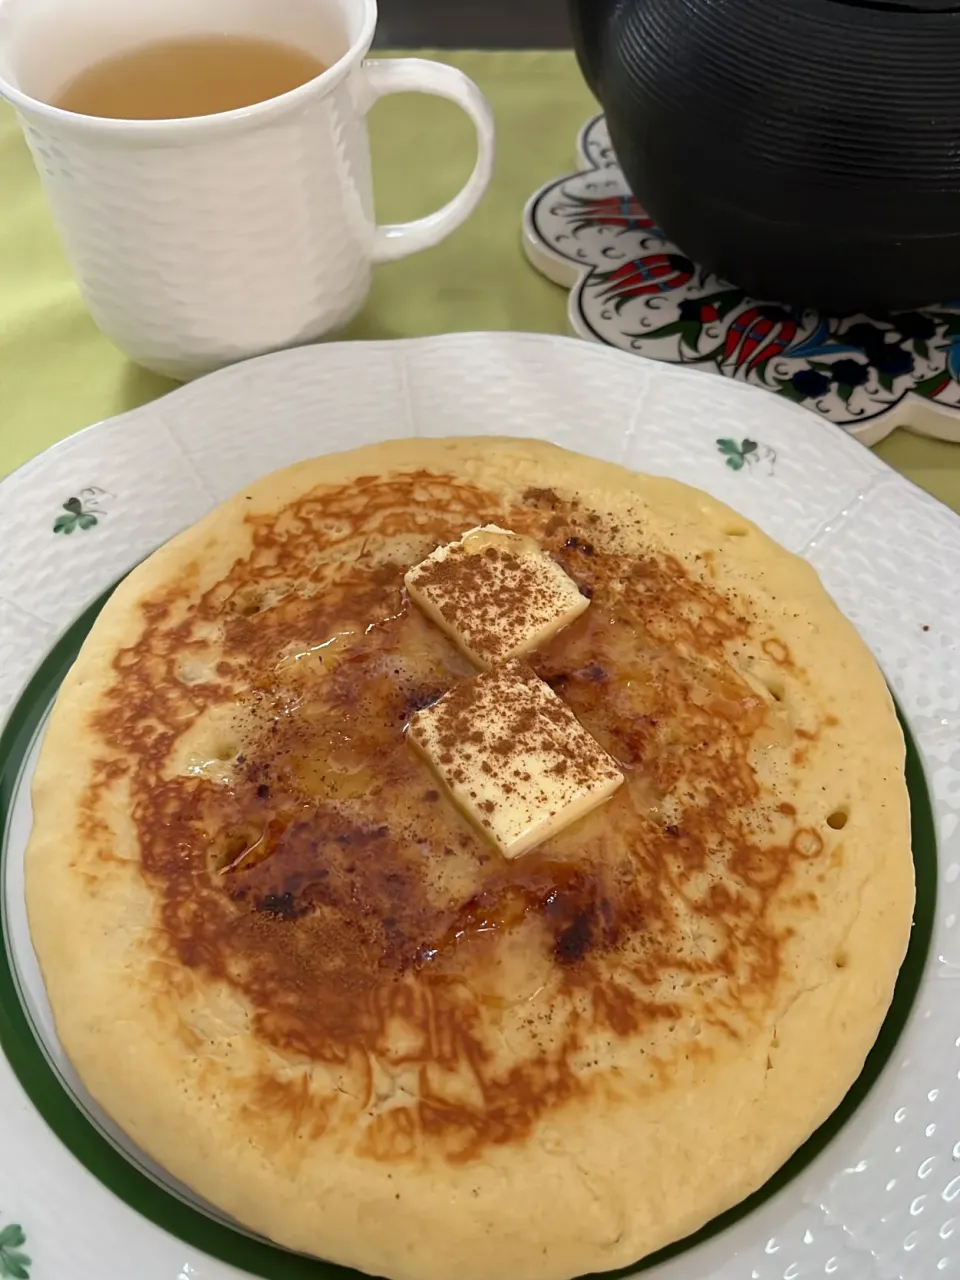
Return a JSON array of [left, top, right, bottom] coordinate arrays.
[[25, 438, 913, 1280]]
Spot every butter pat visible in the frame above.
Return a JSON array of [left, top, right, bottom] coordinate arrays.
[[404, 525, 589, 669], [408, 659, 624, 859]]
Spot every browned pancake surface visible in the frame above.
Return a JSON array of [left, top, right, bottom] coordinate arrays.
[[90, 470, 823, 1159], [27, 440, 911, 1280]]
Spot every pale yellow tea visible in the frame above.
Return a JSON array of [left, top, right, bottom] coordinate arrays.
[[54, 34, 327, 120]]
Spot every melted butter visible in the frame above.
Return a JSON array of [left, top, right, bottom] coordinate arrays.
[[273, 630, 359, 674], [164, 701, 249, 782], [184, 757, 235, 786], [459, 525, 540, 556]]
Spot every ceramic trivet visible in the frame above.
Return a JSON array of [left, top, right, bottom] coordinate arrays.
[[523, 115, 960, 446]]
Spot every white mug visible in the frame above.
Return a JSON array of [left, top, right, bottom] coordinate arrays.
[[0, 0, 495, 380]]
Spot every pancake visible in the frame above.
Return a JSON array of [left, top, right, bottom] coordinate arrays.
[[25, 437, 914, 1280]]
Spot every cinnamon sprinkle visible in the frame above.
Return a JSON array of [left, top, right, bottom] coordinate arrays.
[[404, 525, 588, 668], [408, 659, 624, 859]]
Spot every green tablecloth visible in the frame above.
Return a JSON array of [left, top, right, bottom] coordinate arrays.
[[2, 50, 959, 511]]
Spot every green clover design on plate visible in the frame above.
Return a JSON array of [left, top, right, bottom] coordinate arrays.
[[0, 1221, 30, 1280], [52, 486, 110, 535]]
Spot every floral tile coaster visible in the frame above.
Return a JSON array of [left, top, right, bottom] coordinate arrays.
[[523, 115, 960, 446]]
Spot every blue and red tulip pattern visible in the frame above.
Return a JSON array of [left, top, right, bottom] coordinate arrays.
[[595, 255, 695, 309]]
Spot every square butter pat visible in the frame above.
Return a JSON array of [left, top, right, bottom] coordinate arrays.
[[408, 660, 624, 859], [404, 525, 589, 668]]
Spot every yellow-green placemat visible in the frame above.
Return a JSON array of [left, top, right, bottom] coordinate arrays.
[[1, 50, 959, 512]]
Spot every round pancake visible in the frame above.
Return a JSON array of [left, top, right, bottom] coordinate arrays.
[[25, 438, 914, 1280]]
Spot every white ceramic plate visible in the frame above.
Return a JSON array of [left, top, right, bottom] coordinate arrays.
[[0, 333, 957, 1280]]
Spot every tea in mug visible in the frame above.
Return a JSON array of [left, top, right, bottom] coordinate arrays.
[[54, 34, 327, 120]]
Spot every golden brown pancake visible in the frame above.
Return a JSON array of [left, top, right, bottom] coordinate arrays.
[[25, 438, 914, 1280]]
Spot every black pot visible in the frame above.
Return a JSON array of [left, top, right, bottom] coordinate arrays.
[[569, 0, 960, 312]]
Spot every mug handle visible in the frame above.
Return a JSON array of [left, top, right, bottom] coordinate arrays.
[[360, 58, 495, 264]]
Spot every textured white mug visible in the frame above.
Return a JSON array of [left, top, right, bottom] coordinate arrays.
[[0, 0, 495, 379]]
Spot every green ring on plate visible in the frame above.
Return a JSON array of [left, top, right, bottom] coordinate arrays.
[[0, 584, 938, 1279]]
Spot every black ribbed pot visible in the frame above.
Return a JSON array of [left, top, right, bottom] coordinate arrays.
[[569, 0, 960, 312]]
